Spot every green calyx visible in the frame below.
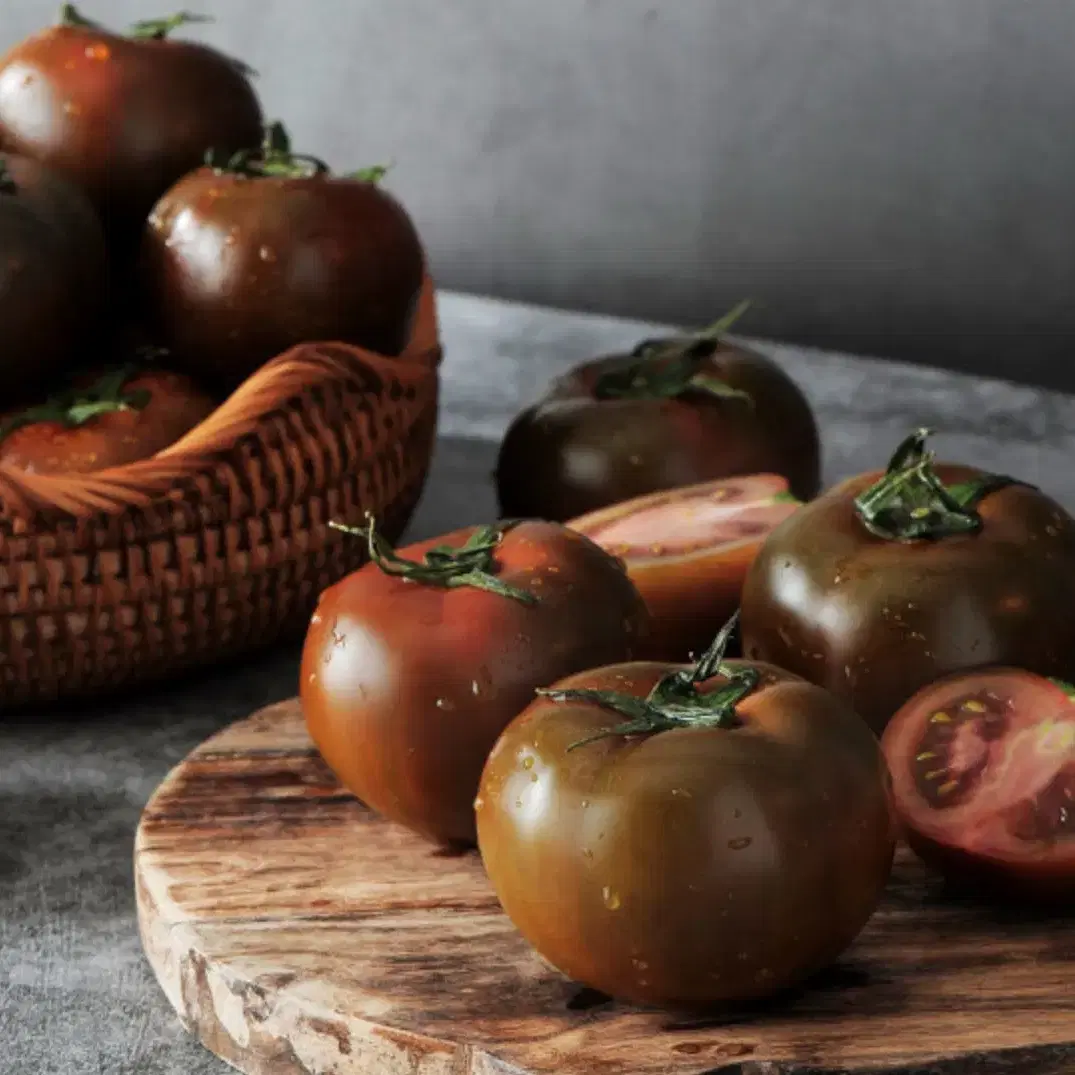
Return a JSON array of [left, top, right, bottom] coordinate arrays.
[[0, 366, 149, 444], [328, 516, 538, 605], [854, 428, 1027, 543], [593, 300, 755, 406], [60, 5, 209, 39], [206, 121, 390, 183], [540, 613, 758, 750], [1048, 679, 1075, 702]]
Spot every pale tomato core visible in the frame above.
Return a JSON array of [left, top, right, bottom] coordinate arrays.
[[584, 488, 796, 559]]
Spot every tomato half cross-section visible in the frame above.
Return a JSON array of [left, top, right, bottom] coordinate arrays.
[[741, 428, 1075, 735], [495, 303, 821, 522], [301, 518, 650, 847], [569, 473, 801, 661], [476, 616, 896, 1011], [882, 668, 1075, 900]]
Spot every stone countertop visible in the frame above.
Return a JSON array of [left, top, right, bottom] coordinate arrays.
[[2, 293, 1074, 1075]]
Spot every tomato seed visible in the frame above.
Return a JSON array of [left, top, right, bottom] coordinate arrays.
[[931, 711, 951, 723], [962, 699, 987, 713], [936, 780, 960, 796]]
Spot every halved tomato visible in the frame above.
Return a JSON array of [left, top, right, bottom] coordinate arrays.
[[882, 668, 1075, 899], [568, 474, 800, 661]]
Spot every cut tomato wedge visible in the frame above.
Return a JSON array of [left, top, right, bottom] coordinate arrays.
[[882, 668, 1075, 899], [568, 474, 800, 661]]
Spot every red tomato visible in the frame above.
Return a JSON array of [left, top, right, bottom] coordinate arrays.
[[0, 366, 218, 473], [882, 668, 1075, 899], [0, 7, 262, 267], [141, 123, 425, 392], [301, 519, 650, 847], [477, 617, 895, 1009], [569, 474, 801, 661]]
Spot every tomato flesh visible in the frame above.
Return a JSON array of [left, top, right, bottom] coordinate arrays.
[[569, 475, 800, 661], [882, 668, 1075, 896]]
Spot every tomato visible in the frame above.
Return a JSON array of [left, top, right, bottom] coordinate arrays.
[[740, 429, 1075, 735], [494, 304, 821, 522], [569, 474, 801, 662], [0, 7, 262, 269], [301, 518, 650, 847], [0, 151, 107, 399], [0, 365, 218, 473], [476, 617, 895, 1010], [882, 668, 1075, 899], [140, 122, 425, 392]]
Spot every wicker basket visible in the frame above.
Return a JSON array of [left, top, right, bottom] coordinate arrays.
[[0, 276, 442, 708]]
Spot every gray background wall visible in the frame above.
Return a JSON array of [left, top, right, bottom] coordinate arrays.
[[3, 0, 1075, 390]]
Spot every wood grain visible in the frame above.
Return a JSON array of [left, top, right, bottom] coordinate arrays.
[[135, 699, 1075, 1075]]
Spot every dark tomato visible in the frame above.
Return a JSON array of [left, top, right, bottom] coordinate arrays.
[[569, 474, 801, 662], [883, 669, 1075, 900], [0, 7, 262, 266], [301, 519, 649, 847], [0, 366, 218, 473], [495, 308, 821, 522], [741, 429, 1075, 735], [477, 622, 895, 1010], [140, 123, 425, 392], [0, 151, 107, 399]]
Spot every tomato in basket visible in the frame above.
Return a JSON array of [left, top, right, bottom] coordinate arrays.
[[140, 122, 425, 392], [0, 365, 218, 473], [476, 616, 895, 1010], [0, 6, 262, 267], [301, 517, 650, 847], [495, 303, 821, 522], [0, 151, 107, 399]]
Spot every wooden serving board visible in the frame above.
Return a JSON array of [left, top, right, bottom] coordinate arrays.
[[135, 700, 1075, 1075]]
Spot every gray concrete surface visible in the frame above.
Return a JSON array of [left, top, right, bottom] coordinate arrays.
[[3, 1, 1075, 386], [3, 290, 1075, 1073]]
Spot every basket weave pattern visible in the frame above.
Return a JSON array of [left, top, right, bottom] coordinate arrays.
[[0, 282, 441, 706]]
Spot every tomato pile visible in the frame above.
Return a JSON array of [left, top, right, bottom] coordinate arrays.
[[0, 7, 425, 470], [304, 300, 1075, 1010]]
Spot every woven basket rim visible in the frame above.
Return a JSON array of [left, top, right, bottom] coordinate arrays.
[[0, 273, 442, 521]]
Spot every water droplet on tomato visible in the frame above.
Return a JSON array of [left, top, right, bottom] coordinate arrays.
[[473, 795, 484, 810], [258, 245, 277, 263], [728, 836, 752, 851], [435, 698, 454, 711], [62, 101, 82, 115], [471, 680, 481, 696], [602, 886, 621, 910], [307, 673, 316, 684], [85, 43, 110, 60]]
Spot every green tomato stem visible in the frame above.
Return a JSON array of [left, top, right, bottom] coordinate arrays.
[[328, 516, 538, 605], [593, 300, 755, 406], [853, 428, 1027, 543], [0, 366, 149, 444], [542, 613, 758, 750]]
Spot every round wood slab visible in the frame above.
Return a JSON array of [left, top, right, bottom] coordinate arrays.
[[135, 700, 1075, 1075]]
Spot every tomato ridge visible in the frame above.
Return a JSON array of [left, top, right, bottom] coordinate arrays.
[[592, 300, 755, 406], [328, 516, 539, 605], [539, 613, 758, 749], [853, 427, 1028, 542]]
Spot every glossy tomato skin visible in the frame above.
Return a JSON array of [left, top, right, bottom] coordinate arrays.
[[569, 474, 801, 662], [0, 369, 218, 473], [882, 668, 1075, 900], [741, 465, 1075, 736], [141, 167, 425, 390], [477, 660, 895, 1010], [495, 343, 820, 523], [301, 521, 650, 847], [0, 152, 107, 399], [0, 19, 262, 264]]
